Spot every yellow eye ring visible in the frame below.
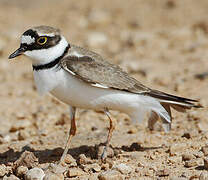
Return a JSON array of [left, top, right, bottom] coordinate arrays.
[[37, 37, 47, 45]]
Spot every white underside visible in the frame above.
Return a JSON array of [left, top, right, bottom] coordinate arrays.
[[33, 67, 170, 123]]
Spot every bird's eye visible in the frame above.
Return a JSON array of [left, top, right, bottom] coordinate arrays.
[[37, 37, 47, 45]]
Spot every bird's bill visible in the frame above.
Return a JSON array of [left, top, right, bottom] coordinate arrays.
[[9, 47, 25, 59]]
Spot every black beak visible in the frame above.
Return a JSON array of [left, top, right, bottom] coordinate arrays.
[[8, 46, 26, 59]]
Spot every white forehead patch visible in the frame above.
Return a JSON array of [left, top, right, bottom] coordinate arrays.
[[21, 35, 35, 45]]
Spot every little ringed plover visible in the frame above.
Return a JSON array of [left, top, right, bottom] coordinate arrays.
[[9, 26, 201, 163]]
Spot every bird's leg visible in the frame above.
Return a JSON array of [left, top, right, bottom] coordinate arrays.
[[59, 106, 76, 165], [101, 108, 116, 161]]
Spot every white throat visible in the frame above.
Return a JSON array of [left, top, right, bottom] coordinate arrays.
[[24, 36, 68, 66]]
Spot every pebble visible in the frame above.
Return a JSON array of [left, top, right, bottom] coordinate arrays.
[[91, 163, 101, 172], [113, 163, 132, 174], [3, 175, 20, 180], [203, 157, 208, 169], [68, 167, 85, 177], [201, 146, 208, 156], [64, 154, 77, 166], [83, 163, 101, 172], [0, 134, 11, 144], [169, 143, 187, 156], [182, 154, 195, 161], [14, 151, 38, 168], [168, 156, 182, 164], [25, 167, 45, 180], [184, 159, 198, 167], [43, 172, 64, 180], [46, 163, 67, 174], [193, 151, 204, 158], [18, 130, 30, 140], [156, 169, 170, 177], [169, 176, 188, 180], [197, 122, 208, 132], [78, 154, 92, 165], [199, 171, 208, 180], [16, 166, 28, 177], [0, 164, 7, 177], [10, 120, 31, 132], [97, 146, 114, 159], [101, 163, 110, 171], [98, 170, 123, 180]]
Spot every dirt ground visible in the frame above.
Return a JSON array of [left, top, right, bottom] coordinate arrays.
[[0, 0, 208, 179]]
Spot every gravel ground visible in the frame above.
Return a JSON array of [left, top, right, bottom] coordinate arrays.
[[0, 0, 208, 179]]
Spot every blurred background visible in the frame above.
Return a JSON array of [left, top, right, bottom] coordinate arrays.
[[0, 0, 208, 179]]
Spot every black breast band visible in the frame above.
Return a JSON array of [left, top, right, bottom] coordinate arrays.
[[32, 44, 70, 71]]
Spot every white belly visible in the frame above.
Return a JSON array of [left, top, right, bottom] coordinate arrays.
[[50, 69, 138, 112], [34, 68, 161, 123]]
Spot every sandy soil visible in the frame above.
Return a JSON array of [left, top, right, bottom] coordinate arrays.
[[0, 0, 208, 179]]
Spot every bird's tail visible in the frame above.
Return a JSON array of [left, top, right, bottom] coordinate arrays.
[[145, 90, 202, 132]]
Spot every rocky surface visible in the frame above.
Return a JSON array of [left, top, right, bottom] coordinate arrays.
[[0, 0, 208, 179]]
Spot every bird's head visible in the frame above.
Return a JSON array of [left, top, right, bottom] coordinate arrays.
[[9, 26, 69, 65]]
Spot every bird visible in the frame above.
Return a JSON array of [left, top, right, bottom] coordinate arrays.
[[9, 25, 201, 164]]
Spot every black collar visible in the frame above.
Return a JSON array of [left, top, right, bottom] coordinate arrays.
[[32, 44, 70, 71]]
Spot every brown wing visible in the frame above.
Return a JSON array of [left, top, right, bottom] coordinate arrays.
[[60, 55, 150, 93]]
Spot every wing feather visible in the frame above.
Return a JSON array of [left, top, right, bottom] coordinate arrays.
[[61, 50, 150, 93]]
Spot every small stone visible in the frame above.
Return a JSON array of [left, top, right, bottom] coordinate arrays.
[[18, 130, 30, 140], [169, 143, 187, 156], [113, 163, 132, 174], [0, 164, 7, 177], [43, 172, 64, 180], [83, 163, 101, 172], [89, 174, 99, 180], [201, 146, 208, 156], [97, 146, 114, 159], [16, 166, 28, 177], [197, 122, 208, 132], [10, 120, 31, 132], [156, 169, 170, 177], [47, 163, 67, 174], [127, 127, 138, 134], [91, 163, 101, 172], [64, 154, 77, 166], [181, 132, 191, 139], [3, 175, 20, 180], [204, 157, 208, 169], [14, 151, 38, 168], [182, 154, 195, 161], [68, 167, 85, 177], [25, 167, 45, 180], [169, 176, 188, 180], [184, 159, 198, 167], [98, 170, 123, 180], [0, 134, 11, 144], [168, 156, 182, 164], [77, 154, 92, 165], [193, 151, 204, 158], [199, 171, 208, 180], [101, 163, 109, 171]]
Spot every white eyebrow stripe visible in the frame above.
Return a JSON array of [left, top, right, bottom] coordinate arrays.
[[21, 35, 35, 45], [37, 32, 55, 37]]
